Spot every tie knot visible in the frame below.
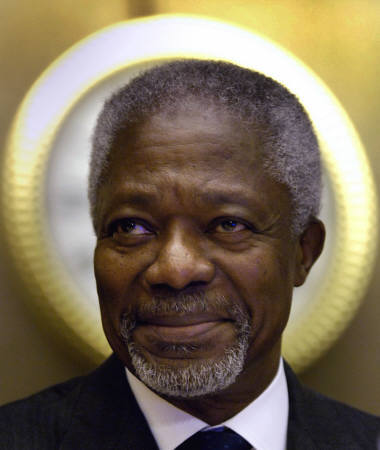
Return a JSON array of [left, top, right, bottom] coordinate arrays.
[[176, 426, 251, 450]]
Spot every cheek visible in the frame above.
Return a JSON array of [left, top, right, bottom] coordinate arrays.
[[222, 251, 292, 301], [217, 247, 294, 330], [252, 253, 294, 337], [94, 245, 138, 319], [251, 253, 294, 316], [94, 245, 141, 367], [221, 251, 294, 362]]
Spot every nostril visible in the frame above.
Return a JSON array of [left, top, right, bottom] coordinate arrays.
[[150, 281, 209, 298], [150, 284, 179, 297]]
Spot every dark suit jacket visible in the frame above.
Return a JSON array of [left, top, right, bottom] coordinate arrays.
[[0, 354, 379, 449]]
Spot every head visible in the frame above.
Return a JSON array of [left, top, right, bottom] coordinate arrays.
[[89, 60, 322, 236], [90, 60, 325, 401]]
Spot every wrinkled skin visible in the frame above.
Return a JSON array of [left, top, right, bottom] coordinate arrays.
[[94, 102, 325, 424]]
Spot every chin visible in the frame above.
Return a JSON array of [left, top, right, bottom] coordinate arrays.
[[117, 294, 253, 397], [125, 334, 250, 398]]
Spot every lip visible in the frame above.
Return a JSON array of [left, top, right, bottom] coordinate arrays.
[[141, 320, 228, 340], [133, 314, 234, 343], [138, 312, 230, 327]]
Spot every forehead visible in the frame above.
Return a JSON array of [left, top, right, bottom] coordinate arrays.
[[111, 103, 262, 175], [95, 103, 292, 229]]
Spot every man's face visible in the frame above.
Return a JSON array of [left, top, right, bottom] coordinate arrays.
[[94, 103, 319, 398]]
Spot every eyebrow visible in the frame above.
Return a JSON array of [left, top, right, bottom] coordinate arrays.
[[111, 183, 256, 209], [199, 190, 254, 207]]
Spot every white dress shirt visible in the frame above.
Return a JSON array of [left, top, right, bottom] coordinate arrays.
[[126, 358, 288, 450]]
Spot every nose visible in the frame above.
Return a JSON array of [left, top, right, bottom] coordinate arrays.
[[144, 222, 215, 291]]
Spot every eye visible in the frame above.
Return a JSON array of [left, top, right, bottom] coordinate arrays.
[[214, 219, 248, 233], [109, 218, 153, 237]]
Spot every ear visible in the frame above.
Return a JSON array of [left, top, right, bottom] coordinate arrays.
[[294, 218, 325, 287]]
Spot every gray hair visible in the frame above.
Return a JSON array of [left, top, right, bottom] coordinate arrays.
[[89, 59, 321, 235]]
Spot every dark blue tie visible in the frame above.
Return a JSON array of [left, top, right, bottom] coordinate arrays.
[[175, 426, 252, 450]]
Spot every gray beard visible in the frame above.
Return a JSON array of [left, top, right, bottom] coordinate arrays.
[[120, 294, 251, 398]]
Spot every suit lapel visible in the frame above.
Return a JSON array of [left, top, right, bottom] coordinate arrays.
[[286, 421, 318, 450], [285, 362, 319, 450], [60, 355, 159, 450]]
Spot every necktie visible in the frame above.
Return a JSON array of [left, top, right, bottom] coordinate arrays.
[[175, 426, 252, 450]]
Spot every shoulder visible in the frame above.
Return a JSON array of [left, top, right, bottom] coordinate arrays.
[[299, 382, 380, 431], [0, 355, 153, 450], [285, 362, 380, 449], [0, 356, 121, 449], [0, 374, 86, 449]]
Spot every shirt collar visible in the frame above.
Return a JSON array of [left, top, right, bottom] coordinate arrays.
[[126, 358, 288, 450]]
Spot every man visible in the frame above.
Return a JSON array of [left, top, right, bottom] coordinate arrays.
[[0, 60, 379, 449]]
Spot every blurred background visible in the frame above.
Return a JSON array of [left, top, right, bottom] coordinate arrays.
[[0, 0, 379, 414]]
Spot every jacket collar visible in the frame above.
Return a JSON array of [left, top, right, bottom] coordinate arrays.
[[60, 354, 159, 450], [285, 362, 320, 449]]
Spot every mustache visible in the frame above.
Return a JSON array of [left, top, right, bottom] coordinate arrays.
[[120, 293, 251, 340]]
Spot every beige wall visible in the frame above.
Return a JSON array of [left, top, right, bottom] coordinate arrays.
[[0, 1, 379, 415]]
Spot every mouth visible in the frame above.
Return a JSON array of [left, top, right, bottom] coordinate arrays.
[[129, 313, 236, 360], [136, 313, 233, 340]]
